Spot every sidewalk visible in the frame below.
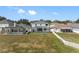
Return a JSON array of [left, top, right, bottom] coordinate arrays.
[[50, 29, 79, 49]]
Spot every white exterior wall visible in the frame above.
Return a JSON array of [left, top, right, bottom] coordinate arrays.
[[32, 24, 47, 27], [52, 28, 61, 33], [0, 24, 9, 33], [37, 24, 40, 26], [55, 29, 61, 32], [41, 24, 45, 26], [0, 28, 2, 31], [31, 24, 35, 27], [0, 24, 9, 27], [72, 29, 79, 33]]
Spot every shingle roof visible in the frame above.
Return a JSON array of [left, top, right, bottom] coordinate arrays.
[[71, 23, 79, 28], [17, 24, 31, 28], [31, 21, 48, 24], [0, 20, 8, 24], [51, 23, 79, 29], [51, 23, 71, 29], [0, 20, 13, 24]]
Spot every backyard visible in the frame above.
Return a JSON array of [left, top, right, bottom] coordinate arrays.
[[57, 32, 79, 43], [0, 32, 78, 53]]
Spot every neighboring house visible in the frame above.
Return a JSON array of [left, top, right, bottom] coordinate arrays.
[[18, 24, 31, 32], [71, 23, 79, 33], [0, 20, 30, 35], [50, 23, 79, 33], [0, 20, 14, 34], [50, 23, 72, 32], [31, 21, 50, 32]]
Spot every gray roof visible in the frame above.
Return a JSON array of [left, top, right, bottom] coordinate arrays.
[[0, 20, 13, 24], [71, 23, 79, 28], [0, 20, 14, 27], [17, 24, 31, 28], [51, 23, 79, 29], [31, 21, 48, 24], [51, 23, 71, 29]]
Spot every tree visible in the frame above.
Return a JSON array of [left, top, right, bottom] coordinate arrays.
[[40, 19, 44, 21], [45, 20, 52, 24], [75, 18, 79, 23], [61, 20, 72, 24], [53, 20, 61, 23], [0, 16, 7, 21], [53, 20, 72, 24], [17, 19, 31, 25]]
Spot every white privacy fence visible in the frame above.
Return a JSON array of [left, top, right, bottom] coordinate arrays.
[[50, 29, 79, 49]]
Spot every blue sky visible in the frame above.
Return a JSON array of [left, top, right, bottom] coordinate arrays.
[[0, 6, 79, 21]]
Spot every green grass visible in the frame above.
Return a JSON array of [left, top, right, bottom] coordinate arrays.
[[0, 32, 79, 53], [57, 33, 79, 43]]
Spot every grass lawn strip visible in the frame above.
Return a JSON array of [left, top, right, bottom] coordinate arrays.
[[0, 32, 78, 52]]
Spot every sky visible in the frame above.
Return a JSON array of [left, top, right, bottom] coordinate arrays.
[[0, 6, 79, 21]]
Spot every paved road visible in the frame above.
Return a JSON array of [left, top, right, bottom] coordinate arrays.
[[50, 29, 79, 49]]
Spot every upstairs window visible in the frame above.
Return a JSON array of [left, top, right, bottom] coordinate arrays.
[[35, 24, 37, 26], [46, 24, 48, 26]]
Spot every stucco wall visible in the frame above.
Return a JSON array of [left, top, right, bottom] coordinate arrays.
[[72, 29, 79, 33], [52, 28, 61, 33], [0, 24, 9, 27], [31, 27, 50, 32]]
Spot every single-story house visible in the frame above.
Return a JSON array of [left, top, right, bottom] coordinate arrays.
[[71, 23, 79, 33], [50, 23, 79, 33], [31, 20, 50, 32]]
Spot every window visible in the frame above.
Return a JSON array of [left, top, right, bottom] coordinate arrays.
[[44, 28, 46, 31], [11, 29, 14, 32], [35, 24, 37, 26], [37, 24, 40, 26], [46, 24, 48, 26], [44, 28, 47, 32], [11, 29, 17, 32], [37, 28, 42, 32], [61, 29, 72, 32]]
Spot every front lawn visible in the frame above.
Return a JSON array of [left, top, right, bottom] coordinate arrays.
[[57, 33, 79, 43], [0, 32, 78, 53]]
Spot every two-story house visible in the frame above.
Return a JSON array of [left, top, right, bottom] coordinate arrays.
[[0, 20, 14, 34], [0, 20, 31, 35], [31, 21, 50, 32]]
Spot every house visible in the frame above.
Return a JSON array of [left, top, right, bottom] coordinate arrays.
[[0, 20, 31, 35], [0, 20, 14, 34], [50, 23, 72, 32], [18, 24, 31, 32], [71, 23, 79, 33], [50, 23, 79, 33], [17, 24, 31, 34], [31, 20, 50, 32]]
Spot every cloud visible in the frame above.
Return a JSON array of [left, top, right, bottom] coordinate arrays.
[[7, 6, 26, 14], [17, 9, 26, 14], [53, 12, 59, 15], [28, 10, 37, 15], [7, 6, 37, 15]]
